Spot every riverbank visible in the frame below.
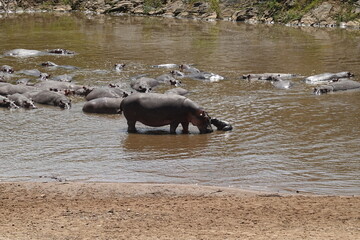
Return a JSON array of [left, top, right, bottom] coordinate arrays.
[[0, 182, 359, 239], [1, 0, 360, 29]]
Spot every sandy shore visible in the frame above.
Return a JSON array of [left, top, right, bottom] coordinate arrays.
[[0, 182, 359, 240]]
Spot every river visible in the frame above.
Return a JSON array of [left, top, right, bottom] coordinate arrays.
[[0, 12, 359, 195]]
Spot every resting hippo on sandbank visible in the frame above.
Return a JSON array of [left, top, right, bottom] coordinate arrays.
[[25, 90, 71, 109], [313, 80, 360, 95], [1, 65, 14, 74], [41, 61, 78, 70], [120, 93, 213, 134], [242, 73, 299, 81], [211, 118, 233, 131], [7, 93, 37, 109], [304, 72, 354, 84], [85, 87, 128, 101], [164, 87, 189, 96], [0, 95, 18, 109], [82, 97, 123, 114]]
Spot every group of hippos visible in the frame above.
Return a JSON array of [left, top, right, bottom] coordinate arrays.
[[1, 48, 358, 134]]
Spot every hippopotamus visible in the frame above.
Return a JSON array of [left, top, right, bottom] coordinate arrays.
[[7, 93, 37, 109], [313, 80, 360, 95], [25, 90, 71, 109], [242, 73, 300, 81], [211, 118, 233, 131], [271, 80, 293, 89], [0, 83, 37, 96], [41, 61, 78, 70], [18, 69, 50, 80], [1, 65, 14, 74], [178, 64, 224, 82], [85, 87, 128, 101], [179, 64, 201, 74], [82, 97, 123, 114], [0, 95, 18, 109], [120, 93, 213, 134], [305, 72, 354, 84], [35, 80, 91, 96], [50, 74, 75, 82], [164, 87, 189, 96], [155, 74, 181, 86], [130, 77, 160, 93], [3, 49, 45, 57], [152, 63, 178, 69], [47, 49, 75, 55], [114, 63, 126, 72]]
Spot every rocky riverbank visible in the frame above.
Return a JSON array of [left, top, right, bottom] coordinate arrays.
[[1, 1, 360, 28]]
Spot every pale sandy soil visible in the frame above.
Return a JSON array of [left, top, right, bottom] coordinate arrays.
[[0, 182, 359, 240]]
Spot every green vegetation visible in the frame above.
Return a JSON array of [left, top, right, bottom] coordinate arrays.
[[143, 0, 164, 13]]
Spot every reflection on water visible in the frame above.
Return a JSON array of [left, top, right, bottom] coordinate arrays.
[[0, 13, 359, 195]]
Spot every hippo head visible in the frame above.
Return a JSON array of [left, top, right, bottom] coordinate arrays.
[[313, 86, 333, 95], [192, 110, 213, 134], [24, 100, 37, 109], [41, 61, 57, 67], [58, 100, 71, 109], [211, 118, 233, 131], [2, 99, 19, 109], [114, 63, 126, 71]]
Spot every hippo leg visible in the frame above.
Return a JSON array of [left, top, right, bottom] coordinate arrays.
[[127, 121, 137, 133], [181, 122, 189, 134], [170, 122, 179, 134]]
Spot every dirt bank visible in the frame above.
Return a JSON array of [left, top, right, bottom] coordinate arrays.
[[1, 0, 360, 28], [0, 182, 359, 239]]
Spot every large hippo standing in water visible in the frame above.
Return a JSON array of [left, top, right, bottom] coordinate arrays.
[[120, 93, 213, 134]]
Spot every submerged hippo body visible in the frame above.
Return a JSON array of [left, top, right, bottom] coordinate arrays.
[[305, 72, 354, 84], [8, 93, 37, 109], [82, 97, 123, 114], [3, 49, 45, 57], [211, 118, 233, 131], [120, 93, 213, 134], [25, 90, 71, 109], [313, 80, 360, 95], [130, 77, 160, 93], [85, 87, 128, 101], [242, 73, 299, 81]]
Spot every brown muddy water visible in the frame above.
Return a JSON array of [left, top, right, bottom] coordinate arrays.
[[0, 13, 359, 195]]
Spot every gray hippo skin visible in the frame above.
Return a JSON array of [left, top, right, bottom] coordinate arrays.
[[41, 61, 78, 71], [0, 83, 37, 96], [313, 80, 360, 95], [211, 118, 233, 131], [1, 65, 14, 74], [120, 93, 213, 134], [130, 77, 160, 93], [82, 97, 123, 114], [164, 87, 189, 96], [25, 90, 71, 109], [0, 96, 18, 109], [305, 72, 354, 84], [3, 49, 45, 57], [85, 87, 128, 101], [8, 93, 37, 109], [242, 73, 299, 80]]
